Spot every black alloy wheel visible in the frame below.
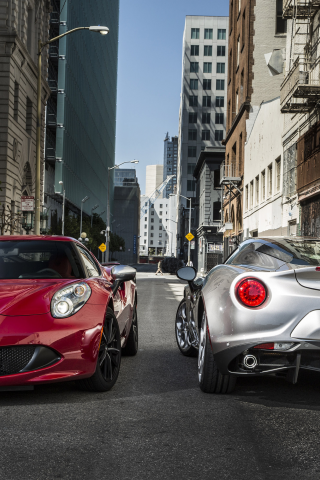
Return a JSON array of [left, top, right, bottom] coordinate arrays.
[[78, 307, 121, 392], [122, 304, 138, 356], [175, 299, 198, 357]]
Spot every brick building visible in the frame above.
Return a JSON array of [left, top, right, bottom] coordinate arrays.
[[222, 0, 286, 256]]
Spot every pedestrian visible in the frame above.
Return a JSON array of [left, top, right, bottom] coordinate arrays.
[[188, 260, 193, 267], [155, 259, 164, 275]]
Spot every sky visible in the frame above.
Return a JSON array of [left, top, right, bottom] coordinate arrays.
[[115, 0, 229, 195]]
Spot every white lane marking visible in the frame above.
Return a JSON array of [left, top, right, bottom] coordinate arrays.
[[167, 283, 184, 298]]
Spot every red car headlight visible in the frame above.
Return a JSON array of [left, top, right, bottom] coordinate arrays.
[[51, 282, 91, 318], [236, 278, 267, 308]]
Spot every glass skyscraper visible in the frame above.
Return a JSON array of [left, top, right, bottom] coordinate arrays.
[[45, 0, 119, 222]]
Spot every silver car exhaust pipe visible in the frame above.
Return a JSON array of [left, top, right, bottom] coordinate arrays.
[[243, 354, 258, 369]]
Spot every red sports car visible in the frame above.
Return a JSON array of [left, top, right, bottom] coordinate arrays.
[[0, 235, 138, 392]]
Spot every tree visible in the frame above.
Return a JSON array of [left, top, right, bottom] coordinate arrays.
[[109, 232, 125, 256], [0, 205, 22, 235]]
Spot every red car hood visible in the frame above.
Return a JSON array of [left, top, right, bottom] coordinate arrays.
[[0, 280, 75, 316]]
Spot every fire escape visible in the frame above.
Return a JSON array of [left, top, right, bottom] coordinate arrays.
[[281, 0, 320, 113]]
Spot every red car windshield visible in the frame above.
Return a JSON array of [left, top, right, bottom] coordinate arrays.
[[0, 241, 85, 279]]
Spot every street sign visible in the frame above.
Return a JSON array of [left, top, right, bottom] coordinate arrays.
[[190, 240, 195, 250], [185, 232, 194, 242], [21, 196, 34, 212], [99, 243, 106, 252]]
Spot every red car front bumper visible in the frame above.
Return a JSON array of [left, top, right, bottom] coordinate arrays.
[[0, 304, 105, 386]]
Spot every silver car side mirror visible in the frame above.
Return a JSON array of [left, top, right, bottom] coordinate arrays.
[[111, 265, 136, 294], [176, 266, 197, 282]]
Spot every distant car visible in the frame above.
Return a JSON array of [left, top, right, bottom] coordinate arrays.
[[175, 237, 320, 394], [0, 236, 138, 392]]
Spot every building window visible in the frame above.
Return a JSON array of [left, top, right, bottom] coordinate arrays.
[[245, 185, 249, 210], [236, 90, 239, 115], [276, 0, 287, 34], [255, 176, 259, 205], [204, 45, 212, 56], [151, 218, 154, 223], [189, 112, 197, 123], [189, 95, 198, 107], [202, 130, 210, 141], [216, 96, 224, 107], [237, 35, 240, 67], [150, 241, 153, 245], [261, 170, 266, 200], [144, 240, 146, 244], [217, 45, 225, 56], [160, 211, 162, 216], [187, 180, 196, 191], [190, 79, 198, 90], [191, 45, 199, 56], [159, 226, 162, 230], [151, 233, 154, 238], [191, 28, 200, 39], [217, 29, 226, 40], [203, 62, 212, 73], [145, 202, 148, 206], [159, 233, 162, 238], [217, 63, 225, 74], [268, 163, 273, 196], [144, 224, 147, 229], [250, 180, 254, 207], [202, 113, 210, 124], [188, 129, 197, 141], [203, 96, 211, 107], [159, 241, 162, 245], [26, 97, 33, 135], [276, 157, 281, 191], [151, 225, 154, 230], [242, 9, 246, 47], [14, 82, 19, 121], [151, 210, 154, 215], [188, 146, 196, 157], [216, 79, 225, 90], [190, 62, 199, 73], [215, 130, 223, 141], [160, 204, 163, 208], [188, 163, 196, 174], [26, 8, 33, 54], [215, 113, 224, 124], [204, 28, 213, 39], [203, 79, 211, 90], [144, 217, 147, 221]]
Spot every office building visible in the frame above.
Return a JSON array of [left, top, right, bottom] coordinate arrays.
[[163, 133, 178, 198], [44, 0, 119, 226], [176, 15, 228, 259], [145, 165, 163, 197], [113, 169, 140, 265], [0, 1, 51, 228]]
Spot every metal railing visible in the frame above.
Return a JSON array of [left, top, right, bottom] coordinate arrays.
[[220, 162, 240, 182], [280, 57, 307, 107]]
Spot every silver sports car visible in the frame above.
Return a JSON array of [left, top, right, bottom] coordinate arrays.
[[175, 237, 320, 394]]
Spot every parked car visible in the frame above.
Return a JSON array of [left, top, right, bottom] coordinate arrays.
[[0, 236, 138, 392], [175, 237, 320, 394]]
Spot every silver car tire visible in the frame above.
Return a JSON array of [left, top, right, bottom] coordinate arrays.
[[175, 299, 197, 357], [198, 312, 236, 394]]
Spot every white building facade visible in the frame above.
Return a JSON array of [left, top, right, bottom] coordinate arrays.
[[145, 165, 164, 197], [139, 195, 177, 258]]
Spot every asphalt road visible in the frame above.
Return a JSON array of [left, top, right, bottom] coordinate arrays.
[[1, 271, 320, 479]]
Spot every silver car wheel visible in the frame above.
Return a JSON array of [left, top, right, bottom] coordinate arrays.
[[176, 301, 190, 351], [198, 312, 206, 383]]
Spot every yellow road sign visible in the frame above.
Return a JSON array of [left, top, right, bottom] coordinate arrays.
[[185, 233, 194, 242], [99, 243, 106, 252]]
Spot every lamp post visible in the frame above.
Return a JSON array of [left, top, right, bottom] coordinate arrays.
[[80, 196, 89, 237], [106, 160, 139, 262], [35, 25, 109, 235], [166, 229, 173, 256], [59, 181, 65, 235], [91, 204, 99, 227], [170, 193, 192, 265]]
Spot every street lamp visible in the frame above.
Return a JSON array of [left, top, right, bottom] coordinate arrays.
[[105, 160, 139, 262], [34, 25, 109, 235], [59, 181, 65, 235], [80, 196, 89, 237], [170, 193, 192, 265], [91, 204, 99, 227]]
